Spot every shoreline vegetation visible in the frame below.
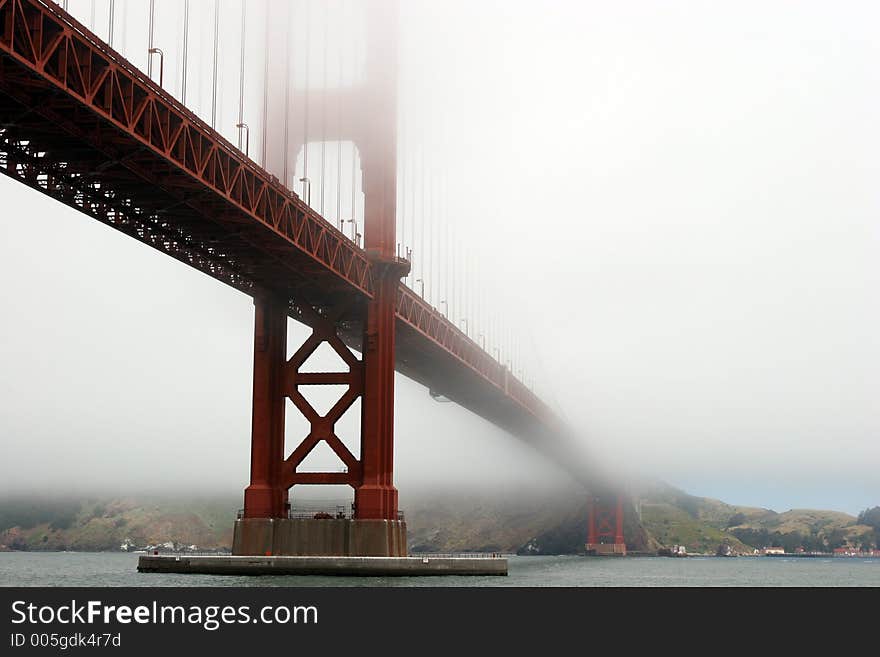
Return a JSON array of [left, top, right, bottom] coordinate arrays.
[[1, 484, 877, 557]]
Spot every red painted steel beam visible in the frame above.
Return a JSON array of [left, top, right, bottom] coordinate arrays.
[[243, 296, 288, 518]]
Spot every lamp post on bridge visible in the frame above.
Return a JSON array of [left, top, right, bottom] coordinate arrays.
[[148, 47, 164, 88], [439, 300, 447, 316], [415, 278, 425, 298], [235, 123, 250, 157], [460, 318, 468, 336], [344, 218, 359, 243], [299, 177, 311, 206]]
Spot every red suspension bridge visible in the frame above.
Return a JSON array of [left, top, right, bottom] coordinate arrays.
[[0, 0, 625, 556]]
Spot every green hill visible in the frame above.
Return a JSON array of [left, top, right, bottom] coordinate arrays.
[[0, 487, 876, 555], [632, 482, 876, 554], [0, 495, 235, 552]]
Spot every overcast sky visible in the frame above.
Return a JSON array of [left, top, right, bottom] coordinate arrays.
[[1, 1, 878, 515]]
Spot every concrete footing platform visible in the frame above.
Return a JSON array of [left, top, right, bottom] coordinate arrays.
[[137, 554, 508, 577], [233, 518, 407, 557], [585, 543, 627, 556]]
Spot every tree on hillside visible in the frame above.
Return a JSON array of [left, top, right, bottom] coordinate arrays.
[[857, 507, 880, 529], [726, 513, 746, 528], [825, 528, 848, 551]]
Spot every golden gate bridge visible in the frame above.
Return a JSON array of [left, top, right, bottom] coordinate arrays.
[[0, 0, 625, 560]]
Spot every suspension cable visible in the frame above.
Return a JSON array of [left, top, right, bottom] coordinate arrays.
[[237, 0, 246, 151], [320, 0, 328, 216], [282, 2, 292, 186], [211, 0, 219, 129], [347, 0, 356, 236], [444, 172, 449, 315], [302, 0, 311, 202], [336, 0, 343, 229], [399, 100, 406, 257], [181, 0, 189, 105], [429, 168, 436, 304], [147, 0, 155, 78], [108, 0, 114, 46], [452, 220, 458, 324], [260, 0, 270, 168], [408, 119, 416, 286], [419, 147, 425, 296]]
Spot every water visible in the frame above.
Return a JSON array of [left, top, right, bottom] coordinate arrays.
[[1, 553, 879, 587]]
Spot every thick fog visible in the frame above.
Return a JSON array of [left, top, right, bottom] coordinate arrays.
[[1, 1, 878, 514]]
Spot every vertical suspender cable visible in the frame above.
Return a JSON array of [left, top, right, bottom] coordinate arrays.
[[336, 0, 343, 228], [211, 0, 220, 129], [349, 2, 356, 238], [449, 218, 457, 324], [444, 173, 449, 315], [350, 141, 357, 238], [346, 0, 355, 234], [463, 249, 469, 334], [147, 0, 155, 78], [419, 149, 425, 296], [237, 0, 246, 151], [281, 2, 291, 186], [470, 251, 475, 338], [90, 0, 95, 30], [408, 129, 416, 286], [426, 165, 432, 303], [320, 1, 328, 216], [430, 173, 437, 304], [108, 0, 114, 46], [400, 105, 406, 257], [303, 0, 311, 201], [181, 0, 189, 104], [260, 0, 270, 168], [118, 0, 126, 55]]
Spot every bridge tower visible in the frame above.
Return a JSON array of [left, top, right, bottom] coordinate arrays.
[[235, 0, 408, 557], [585, 495, 627, 556]]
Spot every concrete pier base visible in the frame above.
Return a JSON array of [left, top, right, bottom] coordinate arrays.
[[137, 554, 508, 576], [585, 543, 627, 556], [232, 518, 407, 557]]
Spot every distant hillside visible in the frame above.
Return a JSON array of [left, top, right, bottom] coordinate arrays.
[[408, 482, 877, 555], [0, 487, 876, 555], [0, 496, 235, 552], [632, 482, 876, 554]]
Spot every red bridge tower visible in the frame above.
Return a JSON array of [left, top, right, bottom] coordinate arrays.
[[585, 495, 627, 556], [235, 0, 407, 557]]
